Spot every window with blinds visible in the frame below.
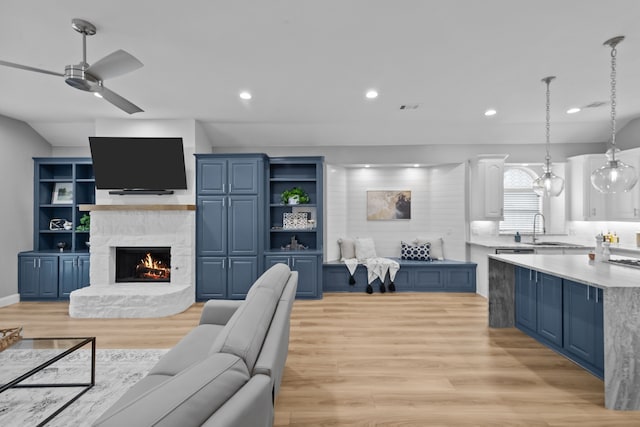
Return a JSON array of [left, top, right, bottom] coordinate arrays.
[[499, 167, 543, 233]]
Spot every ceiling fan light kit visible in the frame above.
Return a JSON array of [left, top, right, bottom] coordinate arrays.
[[532, 76, 564, 197], [0, 18, 143, 114], [591, 36, 638, 194]]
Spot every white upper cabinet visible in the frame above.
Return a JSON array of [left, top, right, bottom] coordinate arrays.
[[469, 155, 507, 220], [568, 148, 640, 221], [608, 148, 640, 220], [568, 154, 607, 221]]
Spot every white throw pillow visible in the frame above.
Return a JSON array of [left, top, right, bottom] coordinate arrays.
[[338, 238, 356, 260], [355, 237, 377, 262], [414, 236, 444, 260]]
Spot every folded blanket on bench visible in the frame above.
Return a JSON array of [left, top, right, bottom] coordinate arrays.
[[343, 257, 400, 293]]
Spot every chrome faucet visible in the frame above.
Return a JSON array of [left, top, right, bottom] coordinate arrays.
[[532, 213, 546, 243]]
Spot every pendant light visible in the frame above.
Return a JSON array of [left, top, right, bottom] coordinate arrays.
[[532, 76, 564, 197], [591, 36, 638, 194]]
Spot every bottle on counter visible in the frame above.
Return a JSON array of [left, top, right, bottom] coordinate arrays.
[[514, 232, 521, 243], [595, 234, 603, 262], [602, 241, 611, 261]]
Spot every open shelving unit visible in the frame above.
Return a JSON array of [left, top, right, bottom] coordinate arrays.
[[34, 158, 95, 252]]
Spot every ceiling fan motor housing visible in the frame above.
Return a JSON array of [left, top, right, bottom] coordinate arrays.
[[64, 64, 99, 91]]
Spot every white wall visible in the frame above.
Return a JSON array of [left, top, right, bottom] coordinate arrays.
[[328, 164, 466, 261], [0, 115, 51, 303], [325, 165, 348, 261]]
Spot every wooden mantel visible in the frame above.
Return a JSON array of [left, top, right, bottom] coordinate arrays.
[[79, 204, 196, 211]]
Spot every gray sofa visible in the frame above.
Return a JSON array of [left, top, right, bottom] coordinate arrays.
[[93, 263, 298, 427]]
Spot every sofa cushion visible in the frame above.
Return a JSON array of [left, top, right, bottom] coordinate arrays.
[[414, 236, 444, 260], [246, 262, 291, 300], [149, 323, 225, 376], [93, 353, 250, 427], [401, 241, 431, 261], [209, 287, 280, 371], [338, 237, 356, 260], [355, 237, 377, 262]]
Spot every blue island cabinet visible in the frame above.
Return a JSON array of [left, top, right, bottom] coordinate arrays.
[[195, 154, 267, 300], [514, 266, 563, 347], [563, 280, 604, 376]]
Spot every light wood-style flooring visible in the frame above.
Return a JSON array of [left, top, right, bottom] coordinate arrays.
[[2, 293, 640, 426]]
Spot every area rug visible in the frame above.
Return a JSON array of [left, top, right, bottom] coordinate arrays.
[[0, 348, 168, 427]]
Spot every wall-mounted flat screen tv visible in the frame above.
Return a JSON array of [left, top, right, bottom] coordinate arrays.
[[89, 137, 187, 194]]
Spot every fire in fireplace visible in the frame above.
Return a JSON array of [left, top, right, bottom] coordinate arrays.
[[116, 247, 171, 283]]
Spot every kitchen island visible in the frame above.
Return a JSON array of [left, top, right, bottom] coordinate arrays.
[[488, 254, 640, 411]]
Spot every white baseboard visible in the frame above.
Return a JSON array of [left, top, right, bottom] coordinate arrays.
[[0, 293, 20, 307]]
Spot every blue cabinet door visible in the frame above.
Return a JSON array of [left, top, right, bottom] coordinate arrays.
[[291, 255, 318, 298], [444, 267, 475, 291], [59, 255, 90, 298], [228, 257, 259, 299], [229, 159, 260, 194], [536, 273, 563, 347], [414, 269, 445, 290], [228, 196, 258, 255], [594, 287, 604, 372], [198, 160, 226, 194], [18, 256, 39, 298], [38, 257, 58, 299], [197, 197, 227, 256], [515, 267, 537, 333], [197, 257, 226, 299], [563, 280, 598, 365]]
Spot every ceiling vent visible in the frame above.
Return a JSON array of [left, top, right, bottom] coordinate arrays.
[[399, 103, 421, 110], [583, 101, 608, 109]]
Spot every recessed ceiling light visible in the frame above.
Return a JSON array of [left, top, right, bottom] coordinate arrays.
[[567, 107, 581, 114], [364, 164, 371, 168], [413, 164, 420, 168], [93, 92, 103, 98], [484, 109, 497, 116], [365, 90, 378, 99], [239, 91, 252, 100]]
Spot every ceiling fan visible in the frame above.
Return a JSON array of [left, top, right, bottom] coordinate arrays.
[[0, 18, 143, 114]]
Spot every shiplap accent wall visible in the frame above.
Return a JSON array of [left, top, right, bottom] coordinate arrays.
[[325, 166, 348, 261], [326, 163, 466, 261]]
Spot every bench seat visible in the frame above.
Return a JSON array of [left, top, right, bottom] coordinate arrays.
[[323, 258, 477, 293]]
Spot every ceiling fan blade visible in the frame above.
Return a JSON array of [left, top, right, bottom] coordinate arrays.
[[0, 60, 64, 77], [86, 50, 143, 81], [97, 86, 143, 114]]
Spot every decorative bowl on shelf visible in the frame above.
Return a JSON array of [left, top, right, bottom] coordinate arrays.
[[57, 242, 67, 252]]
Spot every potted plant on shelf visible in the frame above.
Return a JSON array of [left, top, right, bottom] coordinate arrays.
[[281, 187, 310, 205]]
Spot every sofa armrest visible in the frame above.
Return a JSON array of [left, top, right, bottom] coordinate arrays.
[[200, 300, 244, 325]]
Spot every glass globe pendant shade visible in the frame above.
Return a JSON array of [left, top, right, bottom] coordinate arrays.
[[590, 159, 638, 193], [532, 170, 565, 197]]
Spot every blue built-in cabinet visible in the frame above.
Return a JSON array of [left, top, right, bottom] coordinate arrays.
[[514, 266, 604, 378], [18, 158, 94, 300], [196, 154, 324, 300], [265, 157, 324, 299], [195, 154, 267, 300]]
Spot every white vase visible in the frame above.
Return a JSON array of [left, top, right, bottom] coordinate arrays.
[[288, 196, 300, 205]]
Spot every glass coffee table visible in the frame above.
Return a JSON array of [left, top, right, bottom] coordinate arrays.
[[0, 337, 95, 426]]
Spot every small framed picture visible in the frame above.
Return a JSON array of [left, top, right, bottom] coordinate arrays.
[[52, 182, 74, 204]]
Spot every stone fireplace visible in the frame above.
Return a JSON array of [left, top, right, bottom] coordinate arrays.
[[69, 206, 196, 318]]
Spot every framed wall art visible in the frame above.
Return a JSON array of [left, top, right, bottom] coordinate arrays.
[[52, 182, 74, 204], [366, 190, 411, 220]]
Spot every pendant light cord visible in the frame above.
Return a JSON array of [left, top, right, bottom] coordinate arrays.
[[542, 76, 555, 172], [609, 44, 617, 160]]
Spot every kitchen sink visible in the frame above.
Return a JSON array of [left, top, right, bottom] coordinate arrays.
[[523, 241, 580, 246]]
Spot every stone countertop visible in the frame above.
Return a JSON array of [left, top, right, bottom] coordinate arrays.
[[469, 236, 640, 255], [489, 253, 640, 289], [467, 237, 591, 249]]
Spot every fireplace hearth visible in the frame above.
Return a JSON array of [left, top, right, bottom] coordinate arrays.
[[116, 247, 171, 283]]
